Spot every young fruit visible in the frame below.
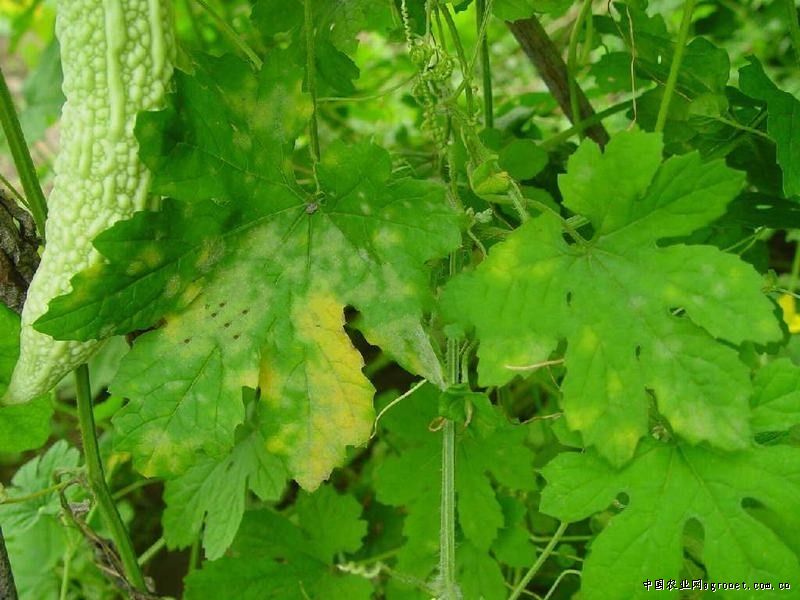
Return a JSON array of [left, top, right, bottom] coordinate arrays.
[[2, 0, 175, 404]]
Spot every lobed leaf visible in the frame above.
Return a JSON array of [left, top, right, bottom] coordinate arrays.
[[442, 130, 782, 465], [540, 439, 800, 599]]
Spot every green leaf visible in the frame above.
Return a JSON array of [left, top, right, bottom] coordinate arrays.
[[18, 39, 64, 144], [614, 9, 730, 99], [184, 487, 371, 599], [0, 440, 79, 532], [498, 138, 548, 181], [373, 385, 535, 587], [491, 496, 537, 568], [316, 38, 360, 96], [442, 130, 781, 466], [5, 519, 65, 600], [540, 439, 800, 599], [38, 52, 460, 489], [458, 542, 506, 600], [739, 57, 800, 199], [751, 359, 800, 434], [0, 305, 52, 453], [163, 428, 288, 560]]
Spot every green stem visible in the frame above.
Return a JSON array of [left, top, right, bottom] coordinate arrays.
[[348, 547, 401, 566], [188, 536, 201, 573], [0, 171, 26, 207], [540, 99, 632, 150], [304, 0, 321, 164], [439, 418, 458, 599], [508, 184, 531, 223], [705, 110, 767, 160], [0, 482, 68, 505], [542, 569, 582, 600], [75, 364, 147, 593], [194, 0, 262, 70], [508, 521, 569, 600], [784, 0, 800, 65], [59, 547, 72, 600], [654, 0, 697, 133], [138, 536, 166, 566], [567, 0, 593, 127], [440, 4, 475, 116], [438, 247, 460, 599], [112, 477, 159, 501], [0, 66, 47, 242], [476, 0, 494, 127]]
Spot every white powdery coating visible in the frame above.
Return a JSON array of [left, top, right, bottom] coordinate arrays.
[[3, 0, 175, 404]]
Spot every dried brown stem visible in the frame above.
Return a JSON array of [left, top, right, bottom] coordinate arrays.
[[507, 16, 610, 146]]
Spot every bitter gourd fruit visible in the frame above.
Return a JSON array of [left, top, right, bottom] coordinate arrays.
[[2, 0, 175, 404]]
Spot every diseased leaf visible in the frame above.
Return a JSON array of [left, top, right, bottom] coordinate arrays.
[[442, 130, 781, 466], [38, 52, 460, 489], [540, 439, 800, 599], [739, 57, 800, 200], [184, 487, 371, 599]]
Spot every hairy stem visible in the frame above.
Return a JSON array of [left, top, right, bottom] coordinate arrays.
[[654, 0, 697, 132], [507, 17, 609, 146], [0, 527, 18, 600], [304, 0, 321, 165], [476, 0, 494, 127], [438, 239, 461, 599], [439, 418, 458, 599], [0, 66, 47, 242], [75, 365, 147, 592], [508, 521, 569, 600]]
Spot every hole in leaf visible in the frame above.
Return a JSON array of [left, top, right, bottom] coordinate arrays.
[[741, 497, 788, 548], [566, 291, 573, 306], [682, 518, 706, 578], [635, 345, 642, 359]]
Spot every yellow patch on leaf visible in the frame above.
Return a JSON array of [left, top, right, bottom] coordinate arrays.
[[778, 294, 800, 334], [260, 291, 375, 490]]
